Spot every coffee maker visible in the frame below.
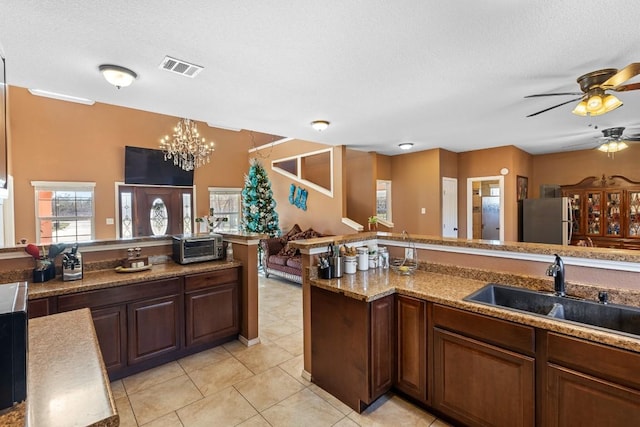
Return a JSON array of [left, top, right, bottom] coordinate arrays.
[[62, 244, 83, 281]]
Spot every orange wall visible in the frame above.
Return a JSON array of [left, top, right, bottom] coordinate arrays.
[[253, 140, 354, 236], [9, 86, 252, 242], [531, 144, 640, 197], [345, 149, 375, 228]]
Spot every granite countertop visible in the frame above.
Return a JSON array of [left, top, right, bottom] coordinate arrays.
[[28, 259, 242, 299], [0, 308, 118, 427], [310, 268, 640, 354], [291, 231, 640, 263]]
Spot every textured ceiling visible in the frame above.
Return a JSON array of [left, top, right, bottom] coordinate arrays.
[[1, 0, 640, 155]]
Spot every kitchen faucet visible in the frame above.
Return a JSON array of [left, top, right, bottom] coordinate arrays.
[[546, 254, 565, 297]]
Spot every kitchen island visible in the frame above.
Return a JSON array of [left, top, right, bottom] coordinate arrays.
[[0, 308, 119, 427], [310, 268, 640, 425]]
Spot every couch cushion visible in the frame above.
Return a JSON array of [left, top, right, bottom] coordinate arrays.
[[290, 228, 322, 240], [268, 255, 289, 266], [286, 256, 302, 270], [281, 224, 302, 242], [278, 243, 299, 257]]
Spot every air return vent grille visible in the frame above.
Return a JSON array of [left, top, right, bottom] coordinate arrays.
[[159, 56, 203, 78]]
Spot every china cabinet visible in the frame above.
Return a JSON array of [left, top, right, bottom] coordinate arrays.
[[561, 175, 640, 249]]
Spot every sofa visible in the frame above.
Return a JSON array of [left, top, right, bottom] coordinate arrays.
[[260, 224, 324, 284]]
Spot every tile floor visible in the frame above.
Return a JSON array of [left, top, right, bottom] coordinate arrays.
[[112, 274, 451, 426]]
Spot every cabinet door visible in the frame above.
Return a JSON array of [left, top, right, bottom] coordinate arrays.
[[563, 191, 583, 236], [604, 190, 622, 236], [28, 297, 56, 319], [626, 189, 640, 239], [585, 191, 603, 236], [92, 305, 127, 372], [185, 282, 238, 348], [128, 294, 181, 365], [370, 295, 394, 401], [395, 295, 427, 403], [433, 328, 535, 427], [546, 364, 640, 426]]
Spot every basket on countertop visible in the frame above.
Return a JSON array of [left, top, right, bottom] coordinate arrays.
[[390, 230, 418, 275]]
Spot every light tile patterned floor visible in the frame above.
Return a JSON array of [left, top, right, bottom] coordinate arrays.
[[112, 274, 451, 426]]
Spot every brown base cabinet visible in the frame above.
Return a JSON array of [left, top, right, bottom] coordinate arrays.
[[34, 266, 240, 380], [311, 286, 393, 413], [395, 295, 428, 404]]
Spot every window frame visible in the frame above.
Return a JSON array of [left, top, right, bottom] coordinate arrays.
[[31, 181, 96, 243], [376, 179, 392, 222], [208, 187, 242, 233]]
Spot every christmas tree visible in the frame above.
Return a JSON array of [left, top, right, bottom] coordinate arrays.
[[242, 158, 280, 236]]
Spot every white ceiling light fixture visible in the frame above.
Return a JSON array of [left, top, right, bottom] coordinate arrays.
[[28, 88, 95, 105], [398, 142, 414, 150], [311, 120, 330, 131], [99, 64, 137, 89]]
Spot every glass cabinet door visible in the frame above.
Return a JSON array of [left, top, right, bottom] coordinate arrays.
[[604, 191, 622, 236], [627, 190, 640, 238], [564, 192, 583, 236], [586, 191, 602, 236]]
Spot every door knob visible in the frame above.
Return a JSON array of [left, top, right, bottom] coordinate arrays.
[[454, 228, 458, 231]]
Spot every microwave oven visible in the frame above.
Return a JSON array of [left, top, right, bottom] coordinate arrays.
[[0, 282, 27, 411], [172, 233, 224, 264]]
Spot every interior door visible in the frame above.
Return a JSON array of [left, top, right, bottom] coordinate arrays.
[[482, 196, 500, 240], [442, 178, 458, 238]]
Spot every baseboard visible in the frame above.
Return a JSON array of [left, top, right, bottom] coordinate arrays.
[[301, 369, 312, 382], [238, 335, 261, 347]]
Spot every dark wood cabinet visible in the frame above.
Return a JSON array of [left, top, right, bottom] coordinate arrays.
[[128, 294, 181, 365], [432, 305, 535, 427], [395, 295, 428, 403], [92, 305, 127, 371], [544, 332, 640, 425], [28, 297, 56, 318], [185, 269, 240, 348], [311, 286, 393, 412]]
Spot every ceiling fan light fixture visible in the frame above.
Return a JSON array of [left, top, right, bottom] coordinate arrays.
[[572, 100, 588, 116], [99, 64, 137, 88], [602, 94, 622, 112], [598, 140, 628, 153], [586, 94, 603, 112]]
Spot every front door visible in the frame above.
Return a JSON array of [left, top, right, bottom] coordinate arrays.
[[119, 186, 193, 238]]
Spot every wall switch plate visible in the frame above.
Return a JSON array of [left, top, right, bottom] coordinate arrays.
[[421, 208, 426, 214], [405, 248, 414, 259], [106, 218, 114, 225]]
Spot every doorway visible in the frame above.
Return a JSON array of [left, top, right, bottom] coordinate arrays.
[[467, 176, 504, 241]]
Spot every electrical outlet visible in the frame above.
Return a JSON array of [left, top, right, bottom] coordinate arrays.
[[405, 248, 414, 259], [105, 218, 114, 225]]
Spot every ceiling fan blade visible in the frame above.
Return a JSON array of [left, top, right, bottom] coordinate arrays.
[[524, 92, 583, 98], [601, 63, 640, 89], [611, 82, 640, 92], [526, 97, 584, 117], [622, 136, 640, 141]]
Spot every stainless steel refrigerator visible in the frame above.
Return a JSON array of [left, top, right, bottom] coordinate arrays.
[[522, 197, 572, 245]]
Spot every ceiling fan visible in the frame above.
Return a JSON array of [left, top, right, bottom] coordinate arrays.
[[565, 126, 640, 157], [525, 63, 640, 117]]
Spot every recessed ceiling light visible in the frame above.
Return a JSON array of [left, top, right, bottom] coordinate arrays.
[[311, 120, 330, 131], [399, 142, 414, 150], [28, 88, 95, 105], [99, 64, 137, 89]]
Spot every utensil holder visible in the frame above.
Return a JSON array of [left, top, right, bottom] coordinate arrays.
[[319, 265, 332, 279], [33, 263, 55, 283]]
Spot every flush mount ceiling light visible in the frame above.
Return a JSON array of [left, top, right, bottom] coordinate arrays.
[[398, 142, 414, 150], [311, 120, 330, 131], [99, 64, 137, 89]]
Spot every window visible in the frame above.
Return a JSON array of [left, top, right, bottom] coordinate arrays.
[[32, 181, 95, 243], [376, 180, 392, 222], [208, 187, 242, 232]]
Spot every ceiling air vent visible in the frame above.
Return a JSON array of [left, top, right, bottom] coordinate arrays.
[[159, 56, 203, 78]]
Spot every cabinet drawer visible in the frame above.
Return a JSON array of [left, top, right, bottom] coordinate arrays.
[[433, 304, 535, 355], [547, 332, 640, 390], [58, 277, 183, 311], [185, 268, 239, 292], [28, 297, 56, 318]]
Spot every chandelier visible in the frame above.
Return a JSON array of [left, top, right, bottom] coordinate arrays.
[[159, 118, 215, 171]]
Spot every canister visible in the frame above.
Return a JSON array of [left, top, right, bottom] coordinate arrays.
[[344, 255, 357, 274], [368, 253, 378, 269], [378, 247, 389, 269], [356, 247, 368, 271]]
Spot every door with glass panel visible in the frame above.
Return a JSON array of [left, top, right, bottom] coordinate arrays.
[[119, 186, 193, 238], [627, 189, 640, 239]]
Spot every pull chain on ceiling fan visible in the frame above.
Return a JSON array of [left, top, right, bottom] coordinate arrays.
[[525, 63, 640, 117]]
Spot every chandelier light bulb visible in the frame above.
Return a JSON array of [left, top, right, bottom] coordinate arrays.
[[159, 118, 215, 171]]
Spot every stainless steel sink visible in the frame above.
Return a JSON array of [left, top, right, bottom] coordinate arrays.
[[464, 284, 640, 338]]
